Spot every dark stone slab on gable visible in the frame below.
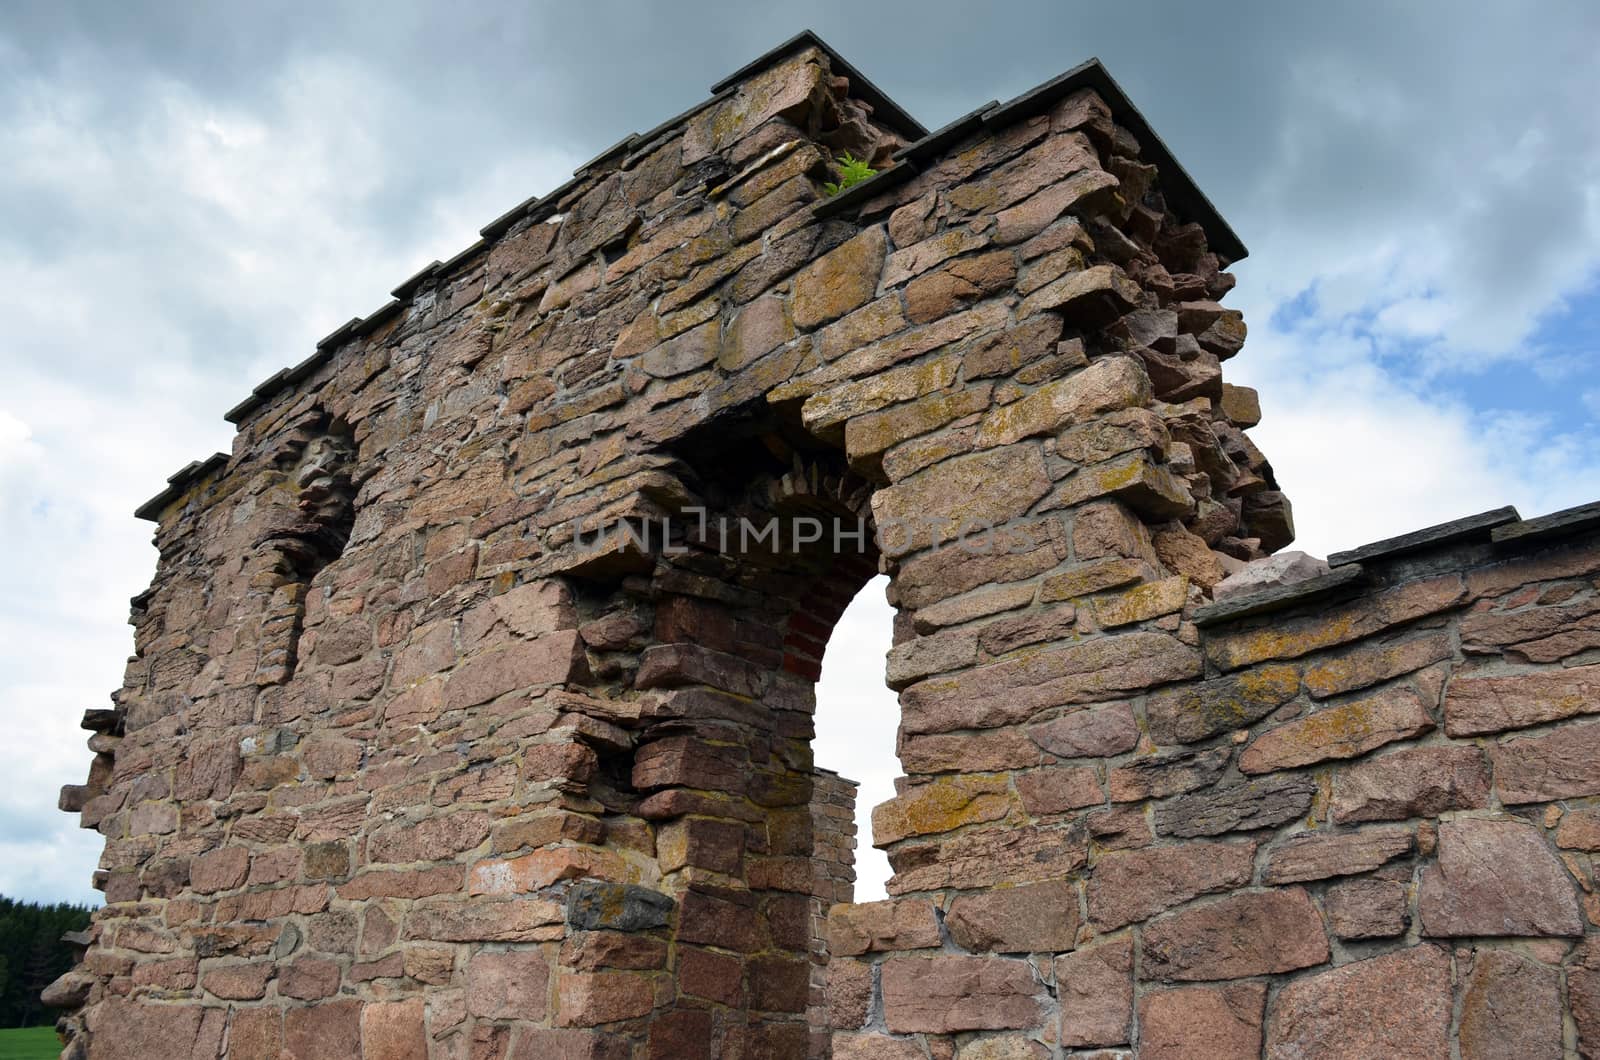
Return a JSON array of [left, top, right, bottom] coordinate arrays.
[[1328, 507, 1519, 568], [1492, 500, 1600, 549], [1192, 565, 1367, 628]]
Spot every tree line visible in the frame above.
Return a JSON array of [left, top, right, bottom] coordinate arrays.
[[0, 896, 93, 1028]]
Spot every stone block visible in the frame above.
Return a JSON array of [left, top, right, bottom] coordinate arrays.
[[1491, 720, 1600, 803], [1137, 982, 1265, 1060], [1262, 826, 1413, 884], [1055, 937, 1133, 1048], [1145, 665, 1299, 745], [1458, 949, 1563, 1060], [1086, 840, 1256, 930], [1141, 888, 1328, 981], [944, 880, 1080, 953], [792, 227, 888, 329], [1238, 687, 1433, 775], [975, 356, 1151, 448], [467, 949, 550, 1020], [1329, 744, 1489, 823], [1265, 946, 1451, 1059], [826, 898, 942, 957], [880, 955, 1041, 1034], [1418, 817, 1583, 937]]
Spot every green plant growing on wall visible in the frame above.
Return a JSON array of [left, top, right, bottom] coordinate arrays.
[[822, 153, 877, 196]]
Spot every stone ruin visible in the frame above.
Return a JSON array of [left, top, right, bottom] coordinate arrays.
[[46, 29, 1600, 1060]]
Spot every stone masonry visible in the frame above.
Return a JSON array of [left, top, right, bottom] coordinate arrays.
[[47, 30, 1600, 1060]]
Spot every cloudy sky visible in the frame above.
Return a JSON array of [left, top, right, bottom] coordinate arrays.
[[2, 2, 1596, 905]]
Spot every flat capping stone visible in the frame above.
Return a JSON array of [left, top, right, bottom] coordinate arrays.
[[1328, 505, 1520, 568], [708, 30, 928, 142], [812, 161, 919, 220], [573, 133, 640, 177], [390, 259, 443, 300], [628, 86, 738, 162], [133, 451, 229, 522], [982, 57, 1245, 266], [1192, 563, 1367, 628], [354, 298, 404, 337], [440, 237, 489, 278], [1491, 498, 1600, 549], [315, 316, 365, 351], [892, 100, 1000, 165], [479, 194, 541, 239]]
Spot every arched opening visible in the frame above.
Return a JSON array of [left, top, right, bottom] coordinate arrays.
[[813, 574, 898, 902]]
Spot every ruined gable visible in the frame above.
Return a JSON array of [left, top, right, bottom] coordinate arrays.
[[52, 29, 1600, 1060]]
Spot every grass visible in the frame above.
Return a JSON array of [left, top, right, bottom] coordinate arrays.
[[0, 1026, 61, 1060]]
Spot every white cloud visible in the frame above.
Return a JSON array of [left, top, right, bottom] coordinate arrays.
[[814, 577, 897, 902]]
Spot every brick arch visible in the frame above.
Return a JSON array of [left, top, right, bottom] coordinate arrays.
[[54, 30, 1600, 1060]]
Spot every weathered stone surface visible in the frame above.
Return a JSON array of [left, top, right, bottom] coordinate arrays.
[[1217, 383, 1262, 427], [792, 227, 888, 329], [1571, 940, 1600, 1060], [1238, 687, 1433, 775], [1089, 575, 1188, 628], [1418, 817, 1583, 937], [1026, 703, 1139, 758], [1142, 888, 1329, 981], [1146, 664, 1299, 745], [1330, 744, 1489, 823], [1154, 775, 1316, 838], [1262, 825, 1413, 883], [1017, 263, 1141, 323], [832, 1034, 926, 1060], [565, 882, 674, 932], [880, 955, 1041, 1034], [1444, 665, 1600, 736], [1558, 808, 1600, 849], [1212, 551, 1327, 600], [1086, 840, 1256, 930], [466, 949, 550, 1019], [905, 250, 1017, 323], [1204, 574, 1466, 671], [557, 970, 656, 1026], [1108, 747, 1229, 802], [1055, 937, 1133, 1048], [827, 899, 941, 957], [975, 356, 1151, 447], [1458, 948, 1563, 1060], [872, 774, 1014, 845], [1324, 877, 1409, 939], [872, 445, 1052, 556], [887, 823, 1086, 893], [1055, 407, 1168, 466], [361, 997, 427, 1060], [1301, 631, 1453, 699], [1038, 557, 1147, 602], [281, 1001, 361, 1060], [1264, 946, 1452, 1060], [901, 630, 1200, 734], [1138, 982, 1265, 1060], [945, 880, 1080, 953], [1014, 764, 1101, 815], [1051, 451, 1194, 521], [1491, 720, 1600, 803]]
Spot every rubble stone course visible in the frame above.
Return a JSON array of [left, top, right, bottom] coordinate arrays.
[[49, 29, 1600, 1060]]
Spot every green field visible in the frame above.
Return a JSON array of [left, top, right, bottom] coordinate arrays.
[[0, 1027, 60, 1060]]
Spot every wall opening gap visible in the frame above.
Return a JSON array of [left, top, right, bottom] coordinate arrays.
[[814, 572, 898, 902]]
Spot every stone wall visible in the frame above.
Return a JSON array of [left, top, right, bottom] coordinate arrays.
[[49, 30, 1600, 1060]]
